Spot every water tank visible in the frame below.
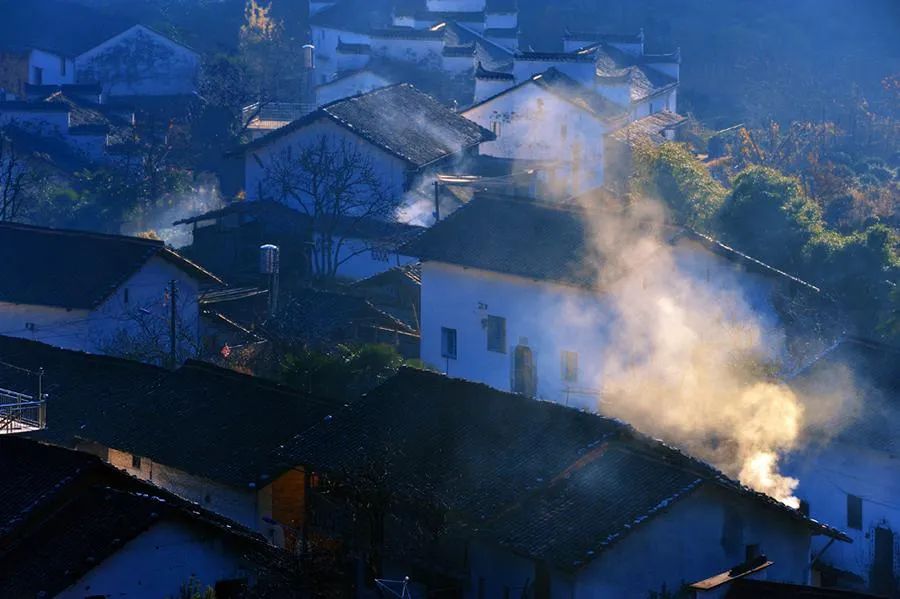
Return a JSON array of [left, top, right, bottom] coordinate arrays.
[[302, 44, 316, 70], [260, 244, 280, 275]]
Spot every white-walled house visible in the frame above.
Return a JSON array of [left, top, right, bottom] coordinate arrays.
[[786, 338, 900, 596], [74, 25, 200, 97], [288, 367, 850, 598], [403, 194, 819, 410], [235, 83, 494, 207], [463, 68, 628, 196], [0, 223, 221, 364], [0, 436, 296, 598]]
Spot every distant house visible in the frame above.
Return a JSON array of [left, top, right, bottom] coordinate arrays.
[[74, 24, 200, 98], [0, 334, 346, 550], [174, 200, 424, 283], [234, 84, 494, 209], [350, 263, 422, 330], [786, 338, 900, 596], [0, 436, 298, 598], [402, 194, 822, 408], [0, 223, 221, 364], [0, 18, 199, 100], [463, 68, 629, 195], [284, 367, 849, 597]]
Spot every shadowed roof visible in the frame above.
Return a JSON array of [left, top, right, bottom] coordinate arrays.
[[0, 223, 221, 310], [281, 367, 848, 571], [238, 84, 495, 168]]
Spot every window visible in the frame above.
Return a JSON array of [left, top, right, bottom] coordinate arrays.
[[131, 454, 141, 469], [486, 315, 506, 353], [441, 327, 457, 359], [491, 119, 501, 136], [370, 248, 389, 262], [560, 123, 568, 139], [561, 350, 578, 382], [59, 57, 66, 76], [32, 66, 43, 85], [847, 494, 862, 529], [745, 543, 761, 562]]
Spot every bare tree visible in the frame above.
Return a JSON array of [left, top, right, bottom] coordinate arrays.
[[262, 135, 400, 279], [0, 130, 33, 222]]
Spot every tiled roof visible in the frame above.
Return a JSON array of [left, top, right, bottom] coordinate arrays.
[[274, 287, 417, 337], [608, 110, 687, 144], [0, 437, 292, 598], [593, 43, 679, 102], [0, 335, 343, 488], [563, 29, 644, 45], [467, 68, 626, 122], [0, 223, 220, 310], [789, 337, 900, 455], [239, 84, 494, 168], [402, 193, 821, 291], [310, 0, 392, 33], [281, 368, 848, 571]]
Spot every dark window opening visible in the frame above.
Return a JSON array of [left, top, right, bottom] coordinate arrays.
[[486, 315, 506, 353], [441, 327, 457, 360], [32, 66, 43, 85], [131, 454, 141, 469], [847, 494, 862, 529], [745, 543, 761, 562]]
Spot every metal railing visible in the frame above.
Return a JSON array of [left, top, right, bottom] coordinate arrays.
[[0, 386, 46, 434], [242, 102, 315, 129]]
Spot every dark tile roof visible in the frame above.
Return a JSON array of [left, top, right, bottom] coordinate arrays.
[[592, 43, 679, 102], [563, 29, 644, 45], [401, 194, 598, 287], [607, 110, 687, 144], [0, 335, 343, 488], [239, 84, 494, 168], [0, 436, 292, 598], [402, 194, 821, 292], [790, 337, 900, 455], [725, 579, 884, 598], [281, 368, 847, 571], [475, 62, 515, 80], [275, 287, 417, 337], [467, 68, 627, 122], [310, 0, 393, 33], [0, 223, 221, 310]]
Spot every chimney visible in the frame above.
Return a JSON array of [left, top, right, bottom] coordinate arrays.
[[300, 44, 317, 114], [260, 244, 280, 316]]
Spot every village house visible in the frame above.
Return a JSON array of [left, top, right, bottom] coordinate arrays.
[[0, 19, 199, 100], [234, 84, 494, 212], [282, 367, 850, 598], [0, 223, 221, 364], [0, 334, 346, 550], [0, 436, 299, 598], [402, 194, 824, 408], [174, 200, 423, 283], [786, 338, 900, 596]]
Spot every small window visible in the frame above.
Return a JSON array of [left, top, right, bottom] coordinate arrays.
[[491, 120, 501, 136], [32, 66, 43, 85], [131, 454, 141, 469], [561, 350, 578, 382], [486, 315, 506, 353], [847, 494, 862, 530], [441, 327, 457, 360]]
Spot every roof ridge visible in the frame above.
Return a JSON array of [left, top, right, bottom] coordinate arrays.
[[0, 221, 164, 248]]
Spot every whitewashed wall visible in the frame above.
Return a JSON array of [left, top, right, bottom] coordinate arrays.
[[511, 59, 595, 85], [56, 520, 255, 599], [311, 27, 371, 85], [419, 242, 782, 409], [464, 83, 609, 194], [0, 255, 201, 362], [324, 234, 418, 282], [76, 25, 199, 96], [369, 36, 443, 67], [244, 117, 408, 207], [426, 0, 485, 11], [789, 442, 900, 588], [28, 49, 75, 85]]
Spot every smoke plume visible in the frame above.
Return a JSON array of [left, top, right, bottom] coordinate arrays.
[[573, 197, 808, 506]]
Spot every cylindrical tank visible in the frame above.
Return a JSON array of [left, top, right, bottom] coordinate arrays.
[[302, 44, 316, 70], [260, 244, 280, 275]]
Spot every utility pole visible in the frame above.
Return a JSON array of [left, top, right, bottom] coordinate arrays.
[[168, 279, 177, 369], [433, 180, 440, 223]]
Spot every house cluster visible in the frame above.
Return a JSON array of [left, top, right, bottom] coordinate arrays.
[[0, 19, 199, 169], [0, 2, 897, 598]]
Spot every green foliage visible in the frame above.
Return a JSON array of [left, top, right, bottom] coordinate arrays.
[[718, 167, 824, 270], [280, 344, 405, 399], [171, 576, 215, 599], [632, 142, 726, 231]]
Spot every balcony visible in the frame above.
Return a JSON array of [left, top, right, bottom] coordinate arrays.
[[0, 387, 46, 434]]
